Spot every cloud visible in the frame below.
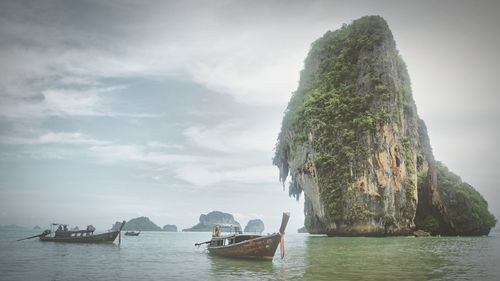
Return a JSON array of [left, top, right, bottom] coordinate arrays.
[[174, 165, 277, 186], [87, 143, 279, 187], [232, 212, 266, 224], [146, 141, 184, 150], [0, 85, 123, 119], [0, 132, 193, 167], [42, 87, 112, 116], [186, 41, 303, 106], [88, 144, 199, 166], [0, 148, 68, 160], [0, 132, 111, 146], [0, 83, 163, 119], [0, 0, 312, 125], [183, 120, 279, 153]]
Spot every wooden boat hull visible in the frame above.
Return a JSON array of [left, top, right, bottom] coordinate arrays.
[[39, 231, 120, 243], [124, 232, 140, 236], [207, 233, 281, 259]]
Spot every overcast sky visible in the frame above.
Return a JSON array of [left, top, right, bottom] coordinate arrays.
[[1, 0, 499, 232]]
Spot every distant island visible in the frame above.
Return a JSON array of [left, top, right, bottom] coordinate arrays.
[[163, 224, 177, 232], [298, 226, 307, 233], [111, 217, 162, 231], [33, 225, 41, 230], [183, 211, 240, 232], [244, 219, 265, 233]]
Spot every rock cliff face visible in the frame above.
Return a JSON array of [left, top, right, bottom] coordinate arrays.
[[183, 211, 240, 232], [274, 16, 496, 236], [244, 219, 265, 233]]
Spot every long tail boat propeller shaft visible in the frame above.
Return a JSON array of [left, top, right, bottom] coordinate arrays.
[[17, 230, 51, 241], [279, 212, 290, 259]]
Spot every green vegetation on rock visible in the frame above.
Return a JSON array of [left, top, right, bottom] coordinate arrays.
[[437, 163, 494, 234], [415, 162, 496, 235]]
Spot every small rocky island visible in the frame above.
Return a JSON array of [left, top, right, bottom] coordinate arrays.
[[273, 15, 496, 236], [33, 225, 41, 230], [163, 224, 178, 232], [244, 219, 265, 233], [112, 216, 162, 231], [183, 211, 240, 232]]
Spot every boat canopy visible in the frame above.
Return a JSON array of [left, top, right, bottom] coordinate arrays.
[[218, 224, 242, 234]]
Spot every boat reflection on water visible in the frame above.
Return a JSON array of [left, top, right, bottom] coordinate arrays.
[[208, 254, 281, 280]]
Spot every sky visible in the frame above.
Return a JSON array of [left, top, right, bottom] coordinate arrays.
[[1, 0, 499, 232]]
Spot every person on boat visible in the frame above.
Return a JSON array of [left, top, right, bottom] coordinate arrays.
[[86, 225, 95, 235], [63, 225, 68, 231], [211, 225, 222, 246], [213, 225, 221, 237], [57, 225, 62, 232]]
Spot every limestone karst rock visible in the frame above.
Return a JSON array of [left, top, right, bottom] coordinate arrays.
[[183, 211, 240, 232], [244, 219, 265, 233], [111, 217, 162, 231], [163, 224, 178, 232], [274, 16, 496, 236]]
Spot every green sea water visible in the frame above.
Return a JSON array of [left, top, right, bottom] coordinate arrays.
[[1, 229, 499, 280]]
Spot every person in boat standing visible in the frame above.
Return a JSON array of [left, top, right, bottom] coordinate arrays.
[[213, 225, 221, 237], [86, 225, 96, 236], [212, 225, 222, 246]]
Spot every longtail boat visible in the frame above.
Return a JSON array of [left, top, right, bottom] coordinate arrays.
[[195, 212, 290, 260], [17, 220, 126, 244], [124, 231, 140, 236]]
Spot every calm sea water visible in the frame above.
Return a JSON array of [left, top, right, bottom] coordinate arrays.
[[1, 229, 499, 281]]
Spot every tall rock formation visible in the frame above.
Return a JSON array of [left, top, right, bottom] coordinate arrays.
[[244, 219, 265, 233], [183, 211, 240, 232], [274, 16, 496, 236]]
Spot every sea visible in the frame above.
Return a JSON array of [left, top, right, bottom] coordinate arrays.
[[1, 229, 500, 281]]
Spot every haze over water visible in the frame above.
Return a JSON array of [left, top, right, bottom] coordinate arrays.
[[2, 229, 500, 281]]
